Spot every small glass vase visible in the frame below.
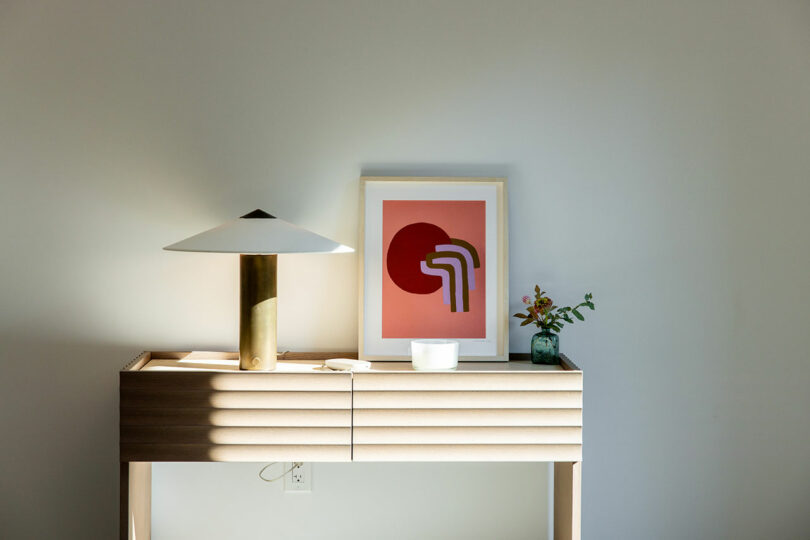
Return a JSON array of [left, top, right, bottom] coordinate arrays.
[[531, 329, 559, 365]]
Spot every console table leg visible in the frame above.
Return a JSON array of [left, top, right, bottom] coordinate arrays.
[[554, 461, 581, 540], [121, 462, 151, 540]]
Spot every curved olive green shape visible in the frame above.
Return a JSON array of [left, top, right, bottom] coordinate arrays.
[[450, 238, 480, 268]]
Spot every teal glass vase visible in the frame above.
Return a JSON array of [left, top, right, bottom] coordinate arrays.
[[531, 329, 559, 364]]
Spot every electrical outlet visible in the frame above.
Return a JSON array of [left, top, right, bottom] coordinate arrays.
[[284, 462, 312, 492]]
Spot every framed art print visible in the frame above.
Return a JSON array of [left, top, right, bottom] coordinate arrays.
[[359, 177, 508, 361]]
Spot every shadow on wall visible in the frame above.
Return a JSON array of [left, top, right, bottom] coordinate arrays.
[[0, 336, 139, 539]]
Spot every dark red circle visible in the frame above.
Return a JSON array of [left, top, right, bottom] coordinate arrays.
[[387, 222, 450, 294]]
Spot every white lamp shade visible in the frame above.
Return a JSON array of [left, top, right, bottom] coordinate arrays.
[[164, 209, 354, 254]]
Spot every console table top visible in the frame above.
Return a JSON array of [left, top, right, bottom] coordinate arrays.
[[124, 351, 580, 373]]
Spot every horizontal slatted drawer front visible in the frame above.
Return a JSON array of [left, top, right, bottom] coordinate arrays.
[[354, 408, 581, 427], [121, 389, 351, 409], [353, 391, 581, 409], [120, 371, 351, 462], [122, 426, 350, 445], [353, 444, 583, 462], [121, 444, 349, 462], [354, 426, 581, 444], [352, 372, 582, 462], [121, 408, 350, 427], [353, 372, 582, 391], [122, 372, 351, 391]]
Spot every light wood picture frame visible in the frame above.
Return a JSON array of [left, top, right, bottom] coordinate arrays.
[[359, 176, 509, 361]]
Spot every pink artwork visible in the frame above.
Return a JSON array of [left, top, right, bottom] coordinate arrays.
[[382, 200, 486, 338]]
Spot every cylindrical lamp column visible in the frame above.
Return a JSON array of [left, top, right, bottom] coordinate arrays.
[[239, 254, 278, 370]]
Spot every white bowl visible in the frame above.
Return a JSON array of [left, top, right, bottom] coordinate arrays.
[[410, 339, 459, 371]]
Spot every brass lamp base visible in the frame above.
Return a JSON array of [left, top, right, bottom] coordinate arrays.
[[239, 254, 278, 370]]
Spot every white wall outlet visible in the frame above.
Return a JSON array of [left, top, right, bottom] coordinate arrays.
[[284, 462, 312, 492]]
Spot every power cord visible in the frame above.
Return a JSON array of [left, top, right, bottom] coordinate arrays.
[[258, 462, 302, 483]]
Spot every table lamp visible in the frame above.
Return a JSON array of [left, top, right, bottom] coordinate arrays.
[[164, 209, 353, 371]]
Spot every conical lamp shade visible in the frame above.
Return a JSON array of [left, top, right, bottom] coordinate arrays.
[[164, 209, 354, 254]]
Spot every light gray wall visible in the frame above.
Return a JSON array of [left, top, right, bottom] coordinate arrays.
[[152, 462, 548, 540], [1, 1, 809, 538]]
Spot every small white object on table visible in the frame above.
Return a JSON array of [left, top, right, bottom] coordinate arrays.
[[410, 339, 459, 370], [325, 358, 371, 371]]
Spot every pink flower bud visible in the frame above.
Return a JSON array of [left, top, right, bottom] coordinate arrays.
[[522, 295, 531, 304]]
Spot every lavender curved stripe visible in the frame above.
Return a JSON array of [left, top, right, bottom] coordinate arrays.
[[420, 261, 451, 305], [430, 256, 464, 311], [435, 244, 475, 290]]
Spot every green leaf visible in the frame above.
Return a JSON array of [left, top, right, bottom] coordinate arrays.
[[573, 309, 585, 321], [520, 318, 533, 326], [513, 313, 528, 319], [587, 302, 595, 310], [535, 285, 540, 294]]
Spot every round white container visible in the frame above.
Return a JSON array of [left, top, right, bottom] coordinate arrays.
[[410, 339, 459, 371]]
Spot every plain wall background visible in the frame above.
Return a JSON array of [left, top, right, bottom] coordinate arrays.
[[151, 462, 548, 540], [1, 1, 809, 538]]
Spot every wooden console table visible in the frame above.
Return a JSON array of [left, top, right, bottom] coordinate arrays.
[[120, 351, 582, 539]]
